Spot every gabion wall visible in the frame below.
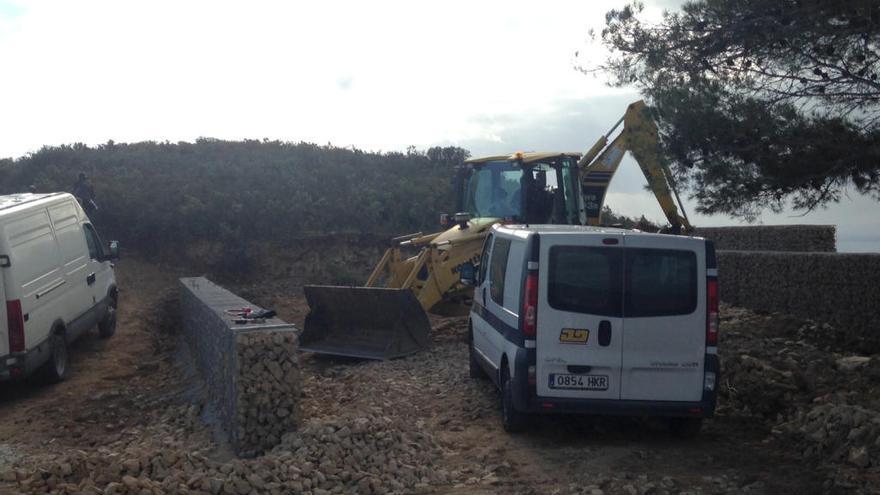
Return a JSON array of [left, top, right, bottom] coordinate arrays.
[[179, 277, 300, 457], [695, 225, 836, 252], [717, 251, 880, 336]]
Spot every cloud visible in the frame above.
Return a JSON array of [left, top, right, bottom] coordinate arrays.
[[0, 0, 629, 158], [336, 76, 354, 91]]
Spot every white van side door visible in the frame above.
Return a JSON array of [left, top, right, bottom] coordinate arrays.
[[471, 233, 494, 364], [536, 233, 624, 400], [619, 235, 706, 402], [0, 274, 7, 357], [81, 223, 111, 309], [481, 235, 523, 368], [48, 202, 91, 321]]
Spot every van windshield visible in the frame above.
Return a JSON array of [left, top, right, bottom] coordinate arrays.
[[547, 246, 697, 317]]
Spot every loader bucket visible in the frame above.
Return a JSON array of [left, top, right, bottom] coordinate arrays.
[[300, 285, 431, 360]]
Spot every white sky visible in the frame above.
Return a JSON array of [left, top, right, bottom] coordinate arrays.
[[1, 0, 877, 251]]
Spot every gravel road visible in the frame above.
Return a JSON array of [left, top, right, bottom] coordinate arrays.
[[0, 260, 877, 494]]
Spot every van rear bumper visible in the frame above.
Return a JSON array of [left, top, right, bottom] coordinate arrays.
[[0, 352, 26, 382], [0, 340, 52, 382], [512, 348, 719, 419], [524, 396, 715, 418]]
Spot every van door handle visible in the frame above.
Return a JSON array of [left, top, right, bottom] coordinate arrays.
[[87, 273, 96, 285], [598, 320, 611, 347], [567, 365, 592, 374]]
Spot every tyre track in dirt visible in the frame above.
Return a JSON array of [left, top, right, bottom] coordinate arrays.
[[0, 258, 185, 452]]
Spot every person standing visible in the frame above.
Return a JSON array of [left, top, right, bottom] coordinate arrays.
[[72, 172, 98, 214]]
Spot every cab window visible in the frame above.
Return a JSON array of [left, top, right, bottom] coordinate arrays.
[[83, 224, 103, 260], [489, 237, 512, 305], [478, 234, 493, 284]]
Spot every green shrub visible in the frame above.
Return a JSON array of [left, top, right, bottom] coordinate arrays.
[[0, 140, 464, 251]]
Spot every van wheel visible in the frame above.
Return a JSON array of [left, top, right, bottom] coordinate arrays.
[[41, 332, 69, 383], [98, 298, 117, 339], [670, 418, 703, 438], [501, 368, 527, 433], [469, 345, 486, 379]]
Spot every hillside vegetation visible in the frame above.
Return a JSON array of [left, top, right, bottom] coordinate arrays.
[[0, 140, 464, 251]]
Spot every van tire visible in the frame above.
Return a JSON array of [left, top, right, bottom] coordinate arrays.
[[501, 367, 527, 433], [41, 332, 69, 383], [669, 418, 702, 438], [469, 345, 486, 379], [98, 298, 117, 339]]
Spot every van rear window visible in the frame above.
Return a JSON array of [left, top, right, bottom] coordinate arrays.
[[547, 246, 697, 317], [548, 246, 623, 317], [625, 248, 697, 317]]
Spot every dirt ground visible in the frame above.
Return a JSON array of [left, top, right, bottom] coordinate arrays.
[[0, 258, 877, 494]]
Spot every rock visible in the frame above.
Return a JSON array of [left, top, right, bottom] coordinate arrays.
[[265, 361, 284, 381], [233, 478, 252, 494], [104, 481, 123, 494], [848, 446, 870, 468], [209, 478, 223, 494], [245, 473, 264, 490], [0, 470, 16, 482], [837, 356, 872, 372], [122, 459, 141, 475], [121, 475, 139, 489], [357, 476, 372, 493]]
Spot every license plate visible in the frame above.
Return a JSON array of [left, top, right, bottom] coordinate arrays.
[[549, 373, 609, 390]]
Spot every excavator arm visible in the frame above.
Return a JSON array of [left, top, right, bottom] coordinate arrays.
[[577, 100, 693, 233]]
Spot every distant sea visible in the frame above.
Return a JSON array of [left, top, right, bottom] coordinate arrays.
[[837, 239, 880, 253]]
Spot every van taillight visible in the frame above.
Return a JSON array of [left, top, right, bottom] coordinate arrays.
[[522, 271, 538, 338], [7, 300, 24, 353], [706, 278, 719, 346]]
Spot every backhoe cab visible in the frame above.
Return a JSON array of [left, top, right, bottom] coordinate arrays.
[[300, 100, 693, 360], [456, 153, 583, 226]]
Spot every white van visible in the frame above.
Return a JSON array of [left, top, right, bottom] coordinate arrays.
[[464, 224, 719, 435], [0, 193, 119, 383]]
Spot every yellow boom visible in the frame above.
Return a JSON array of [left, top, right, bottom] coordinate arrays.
[[578, 100, 692, 232]]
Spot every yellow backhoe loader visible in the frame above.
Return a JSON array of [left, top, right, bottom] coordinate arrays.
[[300, 100, 692, 359]]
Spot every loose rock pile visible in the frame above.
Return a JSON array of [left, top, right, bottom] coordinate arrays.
[[718, 307, 824, 421], [778, 404, 880, 468], [272, 415, 445, 493], [7, 294, 880, 494], [718, 305, 880, 492], [3, 409, 447, 495]]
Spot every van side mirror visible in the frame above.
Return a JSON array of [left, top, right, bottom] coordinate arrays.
[[459, 262, 477, 286], [106, 240, 120, 261]]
